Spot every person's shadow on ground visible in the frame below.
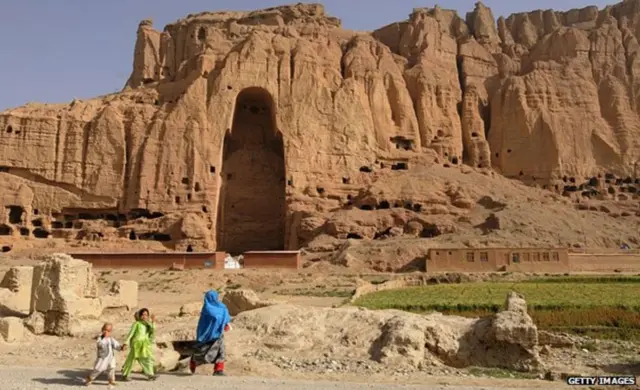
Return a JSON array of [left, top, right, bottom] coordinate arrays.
[[31, 369, 88, 386], [32, 368, 180, 386]]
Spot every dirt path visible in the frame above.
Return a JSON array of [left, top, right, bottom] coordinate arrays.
[[0, 366, 571, 390]]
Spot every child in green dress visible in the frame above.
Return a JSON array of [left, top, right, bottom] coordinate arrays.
[[121, 308, 157, 381]]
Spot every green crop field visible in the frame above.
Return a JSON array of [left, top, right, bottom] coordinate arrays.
[[353, 278, 640, 340]]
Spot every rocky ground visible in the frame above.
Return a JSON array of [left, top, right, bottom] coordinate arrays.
[[0, 258, 638, 389]]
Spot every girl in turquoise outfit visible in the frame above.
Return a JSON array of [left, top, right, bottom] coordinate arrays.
[[121, 308, 157, 381]]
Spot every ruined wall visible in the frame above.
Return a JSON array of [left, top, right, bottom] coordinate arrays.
[[3, 2, 640, 251]]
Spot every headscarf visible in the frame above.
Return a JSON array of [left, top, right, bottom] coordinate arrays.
[[196, 290, 231, 343]]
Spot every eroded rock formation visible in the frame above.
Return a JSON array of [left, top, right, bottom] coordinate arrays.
[[2, 2, 640, 252], [231, 291, 541, 371]]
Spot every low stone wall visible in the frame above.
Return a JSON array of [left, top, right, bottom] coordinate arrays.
[[350, 277, 429, 303], [70, 251, 302, 270], [242, 251, 301, 269], [70, 252, 226, 269], [568, 253, 640, 272]]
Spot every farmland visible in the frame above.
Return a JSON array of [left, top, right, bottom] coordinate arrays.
[[353, 277, 640, 340]]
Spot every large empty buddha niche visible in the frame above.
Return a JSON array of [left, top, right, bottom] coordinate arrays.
[[216, 87, 286, 254]]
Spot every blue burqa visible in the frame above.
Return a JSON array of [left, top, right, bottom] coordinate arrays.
[[196, 290, 231, 344]]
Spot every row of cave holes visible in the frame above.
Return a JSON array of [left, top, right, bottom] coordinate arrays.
[[311, 184, 424, 212], [390, 137, 414, 151], [266, 163, 410, 190], [0, 221, 186, 246], [541, 175, 639, 195], [36, 210, 165, 229], [127, 231, 194, 252], [0, 225, 52, 238], [357, 198, 422, 212], [5, 206, 171, 233], [127, 230, 171, 242], [4, 125, 22, 135], [346, 224, 441, 240], [359, 161, 408, 174], [0, 224, 191, 250]]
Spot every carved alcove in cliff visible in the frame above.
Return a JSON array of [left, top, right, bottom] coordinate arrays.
[[216, 87, 286, 254]]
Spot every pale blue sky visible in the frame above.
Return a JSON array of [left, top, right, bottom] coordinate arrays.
[[0, 0, 612, 110]]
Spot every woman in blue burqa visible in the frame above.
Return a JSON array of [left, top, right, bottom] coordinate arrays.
[[189, 290, 232, 376]]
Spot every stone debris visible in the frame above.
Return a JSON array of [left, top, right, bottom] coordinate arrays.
[[100, 280, 139, 311], [22, 312, 45, 335], [0, 266, 34, 316], [232, 290, 541, 372], [538, 330, 577, 348], [178, 302, 202, 317], [492, 291, 538, 350], [0, 253, 138, 336], [154, 346, 181, 372], [0, 317, 26, 342], [222, 289, 282, 316], [31, 254, 102, 322]]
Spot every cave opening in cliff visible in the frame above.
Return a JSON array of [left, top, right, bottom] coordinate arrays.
[[420, 224, 441, 238], [0, 224, 11, 236], [216, 87, 286, 254], [6, 206, 24, 225], [33, 228, 50, 239]]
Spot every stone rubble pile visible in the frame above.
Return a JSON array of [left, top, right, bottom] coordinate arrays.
[[231, 290, 542, 372]]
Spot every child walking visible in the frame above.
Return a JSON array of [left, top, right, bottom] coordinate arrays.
[[121, 308, 157, 381], [189, 290, 232, 376], [85, 322, 123, 386]]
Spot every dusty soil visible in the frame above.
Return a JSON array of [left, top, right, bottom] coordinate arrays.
[[0, 366, 572, 390]]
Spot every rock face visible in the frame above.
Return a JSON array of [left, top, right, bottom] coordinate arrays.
[[2, 2, 640, 253], [232, 291, 541, 371]]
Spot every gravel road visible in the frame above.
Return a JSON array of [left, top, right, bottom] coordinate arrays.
[[0, 366, 568, 390]]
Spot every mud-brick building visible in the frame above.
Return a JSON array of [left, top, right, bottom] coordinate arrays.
[[427, 248, 569, 273]]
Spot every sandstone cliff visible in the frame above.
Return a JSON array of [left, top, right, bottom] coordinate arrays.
[[1, 2, 640, 255]]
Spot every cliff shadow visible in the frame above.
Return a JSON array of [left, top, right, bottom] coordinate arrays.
[[216, 87, 286, 254]]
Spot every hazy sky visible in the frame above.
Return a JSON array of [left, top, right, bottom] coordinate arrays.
[[0, 0, 613, 110]]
